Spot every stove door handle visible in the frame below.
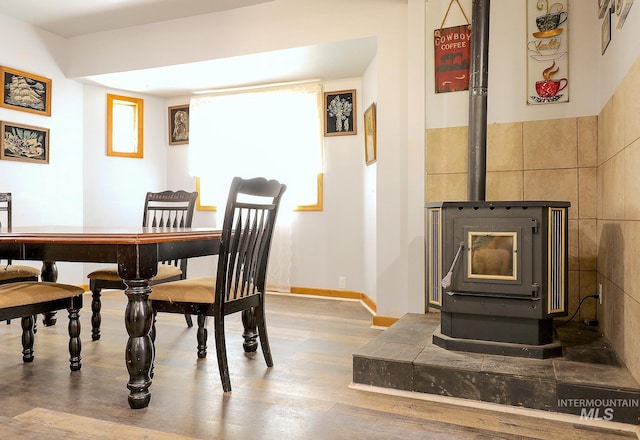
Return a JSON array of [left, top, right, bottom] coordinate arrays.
[[441, 241, 465, 289]]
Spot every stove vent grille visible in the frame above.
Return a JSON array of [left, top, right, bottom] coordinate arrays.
[[548, 207, 566, 313], [427, 207, 442, 307]]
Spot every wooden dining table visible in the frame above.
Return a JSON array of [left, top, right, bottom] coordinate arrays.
[[0, 226, 223, 409]]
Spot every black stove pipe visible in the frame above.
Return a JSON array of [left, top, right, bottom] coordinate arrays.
[[467, 0, 491, 201]]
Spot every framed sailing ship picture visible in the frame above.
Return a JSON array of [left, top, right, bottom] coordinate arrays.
[[0, 121, 50, 164], [0, 66, 52, 116]]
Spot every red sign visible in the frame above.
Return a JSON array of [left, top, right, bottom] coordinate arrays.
[[434, 25, 471, 93]]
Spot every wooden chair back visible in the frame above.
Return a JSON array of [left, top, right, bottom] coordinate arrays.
[[0, 192, 12, 230], [1, 193, 14, 268], [142, 190, 198, 275], [216, 177, 286, 313]]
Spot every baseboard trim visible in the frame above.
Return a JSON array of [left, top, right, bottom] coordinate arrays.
[[290, 286, 362, 301], [372, 315, 399, 327], [288, 286, 397, 328]]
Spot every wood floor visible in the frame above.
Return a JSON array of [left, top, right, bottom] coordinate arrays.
[[0, 291, 638, 439]]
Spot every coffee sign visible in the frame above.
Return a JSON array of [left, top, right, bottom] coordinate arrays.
[[434, 24, 471, 93], [526, 0, 570, 104]]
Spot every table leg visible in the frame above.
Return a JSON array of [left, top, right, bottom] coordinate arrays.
[[241, 308, 258, 353], [124, 279, 154, 409], [41, 261, 58, 326]]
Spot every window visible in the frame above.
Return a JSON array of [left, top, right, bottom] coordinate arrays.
[[107, 93, 143, 158], [188, 84, 323, 212]]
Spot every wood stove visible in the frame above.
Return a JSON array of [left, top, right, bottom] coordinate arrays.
[[426, 200, 569, 358]]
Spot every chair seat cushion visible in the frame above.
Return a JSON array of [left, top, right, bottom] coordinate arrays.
[[0, 282, 85, 308], [87, 263, 182, 281], [150, 277, 215, 304], [156, 264, 183, 280], [1, 265, 40, 281]]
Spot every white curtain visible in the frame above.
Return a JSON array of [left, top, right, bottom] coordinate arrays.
[[188, 84, 323, 291]]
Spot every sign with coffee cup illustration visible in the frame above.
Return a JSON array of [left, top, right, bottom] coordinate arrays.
[[527, 0, 569, 104]]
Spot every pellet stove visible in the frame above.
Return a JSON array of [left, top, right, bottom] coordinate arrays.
[[423, 2, 570, 358], [426, 201, 569, 358]]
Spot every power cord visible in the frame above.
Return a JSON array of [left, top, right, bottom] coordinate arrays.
[[554, 294, 599, 328]]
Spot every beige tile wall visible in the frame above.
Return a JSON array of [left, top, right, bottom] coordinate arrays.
[[424, 56, 640, 383], [596, 56, 640, 383], [426, 115, 597, 326], [424, 59, 640, 385]]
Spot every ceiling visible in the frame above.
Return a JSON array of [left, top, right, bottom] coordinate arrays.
[[0, 0, 376, 97], [0, 0, 275, 38]]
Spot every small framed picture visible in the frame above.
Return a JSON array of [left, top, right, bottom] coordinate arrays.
[[364, 103, 377, 166], [0, 121, 50, 164], [0, 66, 52, 116], [168, 104, 189, 145], [324, 89, 356, 136]]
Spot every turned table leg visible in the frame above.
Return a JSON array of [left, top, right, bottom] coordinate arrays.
[[41, 261, 58, 326], [124, 279, 154, 409]]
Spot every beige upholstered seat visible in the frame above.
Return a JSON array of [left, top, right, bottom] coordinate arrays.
[[151, 277, 216, 304], [1, 264, 40, 282], [0, 281, 85, 370], [86, 190, 198, 340], [151, 177, 286, 392], [0, 282, 84, 307], [88, 263, 182, 282]]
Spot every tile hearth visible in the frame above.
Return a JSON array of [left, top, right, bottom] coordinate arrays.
[[353, 312, 640, 425]]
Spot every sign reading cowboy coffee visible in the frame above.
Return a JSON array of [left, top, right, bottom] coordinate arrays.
[[434, 0, 471, 94]]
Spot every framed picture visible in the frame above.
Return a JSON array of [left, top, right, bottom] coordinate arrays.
[[0, 66, 52, 116], [364, 103, 377, 166], [0, 121, 50, 164], [168, 104, 189, 145], [602, 6, 612, 54], [526, 0, 570, 105], [324, 89, 356, 136]]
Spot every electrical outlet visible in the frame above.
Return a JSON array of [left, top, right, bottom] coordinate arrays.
[[599, 283, 603, 304], [338, 276, 346, 289]]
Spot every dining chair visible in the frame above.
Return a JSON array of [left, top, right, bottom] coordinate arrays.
[[86, 190, 198, 340], [150, 177, 286, 392], [1, 193, 41, 285], [1, 193, 42, 325], [0, 281, 84, 370]]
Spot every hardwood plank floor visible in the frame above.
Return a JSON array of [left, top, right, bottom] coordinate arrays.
[[0, 291, 637, 439]]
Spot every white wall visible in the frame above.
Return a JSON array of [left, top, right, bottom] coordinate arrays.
[[81, 85, 169, 276], [290, 78, 366, 291], [9, 0, 631, 321], [2, 0, 426, 320], [60, 0, 417, 317], [0, 15, 85, 284], [362, 57, 378, 304], [407, 0, 427, 312], [426, 0, 602, 128]]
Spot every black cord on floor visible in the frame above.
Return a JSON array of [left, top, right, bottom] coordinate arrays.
[[555, 294, 599, 327]]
